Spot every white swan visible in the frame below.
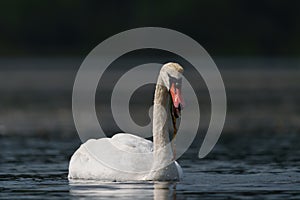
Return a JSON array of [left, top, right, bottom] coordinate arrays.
[[68, 63, 185, 181]]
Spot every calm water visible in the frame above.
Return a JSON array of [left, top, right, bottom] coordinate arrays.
[[1, 58, 300, 199], [1, 133, 300, 200]]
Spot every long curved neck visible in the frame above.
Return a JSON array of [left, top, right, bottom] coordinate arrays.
[[152, 79, 170, 153], [152, 74, 173, 160], [149, 70, 179, 180]]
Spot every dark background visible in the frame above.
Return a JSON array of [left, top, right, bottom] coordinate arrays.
[[1, 1, 300, 199], [0, 1, 299, 137], [0, 0, 299, 57]]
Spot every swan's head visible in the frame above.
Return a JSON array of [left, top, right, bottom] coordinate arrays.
[[159, 62, 185, 118]]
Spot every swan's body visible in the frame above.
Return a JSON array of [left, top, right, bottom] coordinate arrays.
[[68, 63, 184, 181], [68, 133, 182, 181]]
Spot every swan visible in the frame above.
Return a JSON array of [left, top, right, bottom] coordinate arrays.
[[68, 63, 185, 181]]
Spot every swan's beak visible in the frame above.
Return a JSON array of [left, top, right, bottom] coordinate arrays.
[[170, 82, 185, 118]]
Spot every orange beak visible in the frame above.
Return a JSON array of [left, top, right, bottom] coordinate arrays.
[[170, 82, 185, 118]]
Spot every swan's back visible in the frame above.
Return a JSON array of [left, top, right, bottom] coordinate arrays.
[[68, 133, 182, 181], [110, 133, 153, 153]]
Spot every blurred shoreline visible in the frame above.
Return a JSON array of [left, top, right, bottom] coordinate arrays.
[[1, 57, 300, 136]]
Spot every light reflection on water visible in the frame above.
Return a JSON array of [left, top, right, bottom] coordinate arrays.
[[1, 134, 300, 199], [69, 181, 176, 200]]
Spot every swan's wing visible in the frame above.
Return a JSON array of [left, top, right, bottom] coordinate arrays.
[[110, 133, 153, 154], [69, 135, 183, 181], [85, 134, 154, 173]]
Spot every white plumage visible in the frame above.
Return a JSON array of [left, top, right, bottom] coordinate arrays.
[[68, 133, 182, 181], [68, 63, 184, 181]]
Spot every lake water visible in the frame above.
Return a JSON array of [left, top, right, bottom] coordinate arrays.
[[1, 58, 300, 199], [1, 133, 300, 200]]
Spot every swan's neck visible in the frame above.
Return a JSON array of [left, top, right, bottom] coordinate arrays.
[[152, 78, 172, 161]]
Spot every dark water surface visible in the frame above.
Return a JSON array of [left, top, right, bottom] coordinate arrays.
[[1, 133, 300, 200], [1, 58, 300, 199]]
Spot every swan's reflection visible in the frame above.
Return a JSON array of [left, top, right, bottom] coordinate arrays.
[[69, 180, 176, 199], [154, 182, 176, 200]]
